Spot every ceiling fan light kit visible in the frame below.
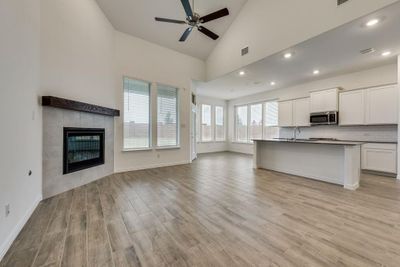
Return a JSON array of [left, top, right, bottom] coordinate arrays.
[[155, 0, 230, 42]]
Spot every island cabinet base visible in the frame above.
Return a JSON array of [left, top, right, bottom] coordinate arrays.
[[253, 140, 361, 190]]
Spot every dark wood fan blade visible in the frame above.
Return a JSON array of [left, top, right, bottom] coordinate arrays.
[[155, 17, 186, 24], [200, 8, 229, 23], [197, 26, 219, 40], [181, 0, 193, 18], [179, 27, 193, 42]]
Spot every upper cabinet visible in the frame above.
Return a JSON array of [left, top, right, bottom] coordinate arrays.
[[365, 85, 398, 125], [278, 100, 293, 127], [339, 84, 398, 126], [294, 98, 310, 127], [339, 90, 365, 125], [278, 98, 310, 127], [310, 88, 339, 113]]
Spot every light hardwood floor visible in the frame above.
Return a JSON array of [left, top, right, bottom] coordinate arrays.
[[2, 152, 400, 267]]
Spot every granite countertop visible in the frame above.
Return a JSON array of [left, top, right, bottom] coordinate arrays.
[[253, 138, 365, 146]]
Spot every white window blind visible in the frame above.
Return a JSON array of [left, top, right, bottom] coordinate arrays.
[[215, 106, 225, 141], [249, 104, 263, 140], [235, 105, 248, 142], [157, 85, 178, 147], [264, 101, 279, 139], [201, 104, 212, 142], [123, 78, 151, 149]]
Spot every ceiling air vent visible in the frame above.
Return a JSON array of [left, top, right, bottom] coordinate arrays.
[[360, 48, 376, 55], [337, 0, 350, 6], [241, 46, 249, 56]]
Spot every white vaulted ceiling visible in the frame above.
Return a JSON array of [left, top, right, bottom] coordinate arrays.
[[96, 0, 247, 60]]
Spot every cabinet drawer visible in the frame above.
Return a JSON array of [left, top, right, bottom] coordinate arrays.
[[361, 143, 397, 173]]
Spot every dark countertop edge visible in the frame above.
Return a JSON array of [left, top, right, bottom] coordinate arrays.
[[252, 139, 364, 146]]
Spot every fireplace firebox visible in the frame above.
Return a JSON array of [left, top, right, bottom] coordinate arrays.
[[63, 127, 105, 174]]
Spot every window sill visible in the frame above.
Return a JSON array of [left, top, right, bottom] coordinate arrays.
[[231, 141, 253, 145], [197, 141, 227, 144], [155, 146, 181, 150], [122, 148, 152, 152]]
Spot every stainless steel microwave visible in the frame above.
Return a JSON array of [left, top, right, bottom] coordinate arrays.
[[310, 111, 338, 125]]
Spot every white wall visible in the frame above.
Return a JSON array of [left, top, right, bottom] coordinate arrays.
[[196, 96, 228, 154], [114, 32, 206, 172], [206, 0, 398, 80], [228, 64, 398, 154], [0, 0, 42, 260], [40, 0, 116, 108]]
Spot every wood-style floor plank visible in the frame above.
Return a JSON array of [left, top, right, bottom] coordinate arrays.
[[2, 152, 400, 267]]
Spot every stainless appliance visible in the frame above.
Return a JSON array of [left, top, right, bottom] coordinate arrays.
[[310, 111, 338, 125]]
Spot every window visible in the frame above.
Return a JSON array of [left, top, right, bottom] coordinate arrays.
[[264, 101, 279, 139], [215, 106, 225, 141], [249, 104, 263, 140], [123, 78, 151, 150], [157, 85, 178, 147], [201, 104, 212, 142], [234, 101, 279, 143], [235, 105, 248, 142]]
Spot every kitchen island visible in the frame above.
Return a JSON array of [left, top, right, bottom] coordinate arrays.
[[253, 139, 363, 190]]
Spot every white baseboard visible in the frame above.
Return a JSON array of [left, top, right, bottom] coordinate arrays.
[[115, 160, 190, 173], [344, 182, 360, 190], [0, 195, 42, 262]]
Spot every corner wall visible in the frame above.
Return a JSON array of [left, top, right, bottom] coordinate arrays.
[[114, 32, 206, 172], [398, 55, 400, 179], [196, 96, 229, 154], [0, 0, 42, 260]]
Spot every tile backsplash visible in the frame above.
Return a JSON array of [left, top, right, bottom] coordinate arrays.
[[279, 125, 397, 142]]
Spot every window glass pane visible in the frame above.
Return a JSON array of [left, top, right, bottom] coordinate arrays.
[[235, 106, 248, 142], [249, 104, 263, 140], [264, 101, 279, 139], [157, 85, 178, 147], [201, 104, 212, 141], [215, 106, 225, 141], [123, 78, 150, 149]]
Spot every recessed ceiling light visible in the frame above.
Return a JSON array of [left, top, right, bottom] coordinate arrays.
[[313, 70, 320, 75], [239, 71, 245, 76], [270, 81, 276, 86], [366, 19, 379, 27], [284, 53, 292, 59], [381, 51, 391, 57]]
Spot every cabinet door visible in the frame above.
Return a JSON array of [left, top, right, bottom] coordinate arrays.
[[294, 98, 310, 127], [310, 88, 338, 113], [365, 85, 398, 125], [339, 90, 364, 125], [362, 143, 397, 173], [278, 101, 293, 127]]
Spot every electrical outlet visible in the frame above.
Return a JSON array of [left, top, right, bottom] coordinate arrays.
[[5, 204, 10, 217]]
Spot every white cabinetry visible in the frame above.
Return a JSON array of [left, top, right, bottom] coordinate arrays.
[[362, 143, 397, 174], [339, 85, 398, 126], [365, 85, 398, 125], [279, 98, 310, 127], [339, 90, 364, 125], [310, 88, 339, 113], [294, 98, 310, 127], [278, 100, 293, 127]]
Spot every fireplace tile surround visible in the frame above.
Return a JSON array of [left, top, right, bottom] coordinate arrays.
[[43, 107, 114, 198]]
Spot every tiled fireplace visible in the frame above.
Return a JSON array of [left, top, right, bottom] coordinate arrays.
[[42, 96, 119, 198]]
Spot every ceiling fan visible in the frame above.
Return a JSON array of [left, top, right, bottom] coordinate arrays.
[[155, 0, 229, 42]]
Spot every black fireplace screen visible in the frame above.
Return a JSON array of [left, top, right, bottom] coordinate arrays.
[[63, 128, 105, 174]]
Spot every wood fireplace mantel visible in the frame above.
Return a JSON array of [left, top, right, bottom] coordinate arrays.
[[42, 96, 120, 117]]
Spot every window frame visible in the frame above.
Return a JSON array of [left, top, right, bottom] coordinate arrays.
[[214, 105, 225, 142], [156, 83, 180, 148], [122, 76, 152, 151], [234, 100, 279, 144], [200, 104, 213, 143]]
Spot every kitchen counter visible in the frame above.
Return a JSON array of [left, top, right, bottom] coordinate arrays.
[[253, 138, 364, 146], [253, 139, 361, 190]]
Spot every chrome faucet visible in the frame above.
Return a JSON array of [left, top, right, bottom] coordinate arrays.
[[293, 127, 301, 141]]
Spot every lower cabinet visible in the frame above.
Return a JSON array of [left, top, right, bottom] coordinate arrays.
[[362, 143, 397, 174]]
